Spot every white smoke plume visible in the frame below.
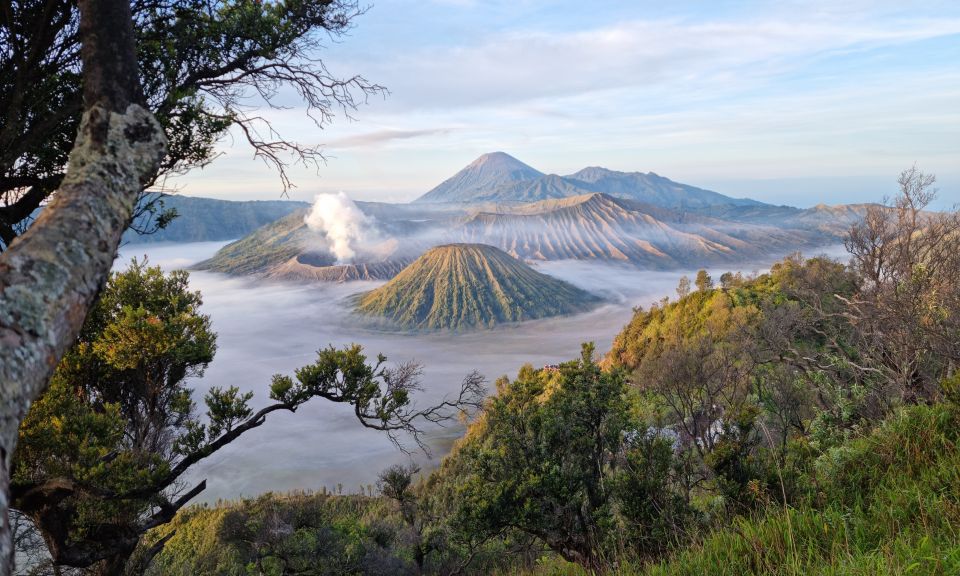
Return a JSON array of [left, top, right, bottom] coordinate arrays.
[[304, 192, 377, 263]]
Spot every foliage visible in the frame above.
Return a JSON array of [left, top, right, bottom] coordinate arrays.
[[145, 492, 417, 576], [440, 344, 689, 570], [637, 401, 960, 576], [844, 167, 960, 403], [1, 0, 384, 248], [13, 260, 216, 572], [12, 262, 484, 574], [605, 253, 867, 512]]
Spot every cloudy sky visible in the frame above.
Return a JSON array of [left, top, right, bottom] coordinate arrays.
[[175, 0, 960, 208]]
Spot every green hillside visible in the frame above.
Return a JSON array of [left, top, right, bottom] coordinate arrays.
[[193, 209, 319, 275], [354, 243, 600, 330], [124, 196, 309, 244]]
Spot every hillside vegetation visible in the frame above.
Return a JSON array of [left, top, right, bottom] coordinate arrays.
[[194, 209, 314, 275], [638, 400, 960, 576], [355, 243, 600, 330], [144, 399, 960, 575]]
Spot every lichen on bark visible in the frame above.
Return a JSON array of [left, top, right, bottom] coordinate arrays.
[[0, 102, 166, 576]]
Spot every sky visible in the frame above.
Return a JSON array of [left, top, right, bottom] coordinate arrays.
[[174, 0, 960, 208]]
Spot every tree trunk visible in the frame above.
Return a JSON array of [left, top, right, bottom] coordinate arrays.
[[93, 552, 132, 576], [0, 0, 166, 573]]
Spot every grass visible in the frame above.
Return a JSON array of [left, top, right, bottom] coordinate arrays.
[[508, 402, 960, 576]]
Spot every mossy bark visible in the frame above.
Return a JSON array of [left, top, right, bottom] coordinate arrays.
[[0, 0, 166, 573]]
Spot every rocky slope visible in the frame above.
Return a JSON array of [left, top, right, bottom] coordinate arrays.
[[454, 193, 822, 267]]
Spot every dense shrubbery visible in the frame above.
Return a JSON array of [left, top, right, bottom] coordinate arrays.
[[144, 493, 415, 576], [437, 345, 688, 569]]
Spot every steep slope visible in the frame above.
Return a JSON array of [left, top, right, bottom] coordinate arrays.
[[194, 209, 312, 275], [414, 152, 544, 203], [789, 203, 873, 235], [263, 257, 412, 282], [354, 244, 600, 330], [194, 204, 446, 281], [470, 173, 594, 203]]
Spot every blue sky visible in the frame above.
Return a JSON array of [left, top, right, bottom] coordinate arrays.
[[176, 0, 960, 208]]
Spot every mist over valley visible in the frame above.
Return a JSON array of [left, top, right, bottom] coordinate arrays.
[[113, 154, 860, 503], [117, 237, 845, 502]]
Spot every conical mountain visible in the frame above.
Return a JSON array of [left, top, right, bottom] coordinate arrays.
[[354, 243, 600, 330], [414, 152, 544, 203]]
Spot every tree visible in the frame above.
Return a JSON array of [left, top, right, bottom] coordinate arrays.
[[608, 256, 862, 509], [0, 0, 384, 250], [451, 345, 629, 571], [0, 0, 167, 572], [676, 275, 691, 299], [612, 431, 690, 559], [695, 269, 713, 292], [0, 2, 380, 571], [11, 262, 485, 575], [843, 167, 960, 404], [378, 463, 436, 574]]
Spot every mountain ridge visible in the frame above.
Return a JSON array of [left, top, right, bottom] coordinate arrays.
[[414, 152, 766, 209]]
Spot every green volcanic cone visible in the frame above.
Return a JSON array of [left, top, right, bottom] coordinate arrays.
[[355, 243, 600, 331]]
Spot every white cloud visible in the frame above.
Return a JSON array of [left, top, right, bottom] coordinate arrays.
[[351, 16, 960, 110], [326, 128, 453, 148]]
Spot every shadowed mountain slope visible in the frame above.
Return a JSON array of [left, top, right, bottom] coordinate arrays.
[[354, 244, 600, 331], [566, 166, 762, 209], [194, 209, 312, 275]]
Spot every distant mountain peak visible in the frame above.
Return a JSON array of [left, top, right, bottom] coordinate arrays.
[[416, 153, 767, 209], [414, 152, 543, 204], [468, 151, 526, 167], [568, 166, 629, 179]]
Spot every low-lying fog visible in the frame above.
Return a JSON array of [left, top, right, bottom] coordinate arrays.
[[116, 241, 848, 502]]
